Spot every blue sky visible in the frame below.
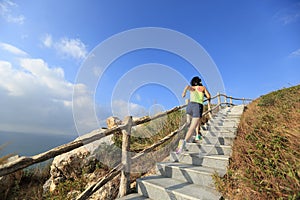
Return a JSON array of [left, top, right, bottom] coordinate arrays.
[[0, 0, 299, 137]]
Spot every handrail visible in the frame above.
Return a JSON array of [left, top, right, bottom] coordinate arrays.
[[76, 123, 188, 200], [78, 102, 249, 199], [0, 105, 186, 177], [218, 93, 252, 101], [0, 93, 252, 198], [0, 127, 122, 176]]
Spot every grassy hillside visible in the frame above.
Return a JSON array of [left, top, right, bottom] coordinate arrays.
[[215, 85, 300, 199]]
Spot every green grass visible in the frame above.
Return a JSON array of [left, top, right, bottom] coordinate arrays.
[[214, 85, 300, 200]]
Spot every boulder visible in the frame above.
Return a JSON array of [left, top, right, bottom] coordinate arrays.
[[43, 128, 114, 193], [106, 116, 122, 129], [43, 116, 124, 194]]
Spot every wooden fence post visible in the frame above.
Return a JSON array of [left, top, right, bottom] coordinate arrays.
[[217, 92, 221, 109], [118, 116, 132, 198], [207, 101, 212, 118]]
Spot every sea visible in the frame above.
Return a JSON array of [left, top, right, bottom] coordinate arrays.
[[0, 131, 76, 158]]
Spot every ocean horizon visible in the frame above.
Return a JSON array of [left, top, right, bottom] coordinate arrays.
[[0, 131, 77, 158]]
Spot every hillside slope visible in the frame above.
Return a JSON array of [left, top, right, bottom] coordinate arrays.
[[215, 85, 300, 199]]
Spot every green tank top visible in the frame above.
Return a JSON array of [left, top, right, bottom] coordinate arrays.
[[190, 86, 204, 104]]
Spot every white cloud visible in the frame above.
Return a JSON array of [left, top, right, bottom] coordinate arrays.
[[0, 42, 28, 56], [274, 3, 300, 25], [0, 58, 76, 134], [280, 13, 300, 25], [41, 34, 53, 48], [0, 0, 25, 24], [111, 100, 147, 119], [6, 13, 25, 24], [72, 83, 99, 134], [0, 43, 94, 135], [0, 60, 35, 96], [0, 43, 142, 136], [42, 34, 87, 61], [56, 37, 87, 60], [290, 49, 300, 57]]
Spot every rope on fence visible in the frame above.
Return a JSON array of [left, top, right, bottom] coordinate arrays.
[[76, 122, 188, 200], [0, 93, 252, 199]]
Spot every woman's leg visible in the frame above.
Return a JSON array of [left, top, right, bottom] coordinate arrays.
[[176, 116, 200, 154], [195, 118, 202, 140], [186, 114, 192, 142], [185, 117, 200, 142], [186, 114, 192, 126], [195, 104, 204, 140]]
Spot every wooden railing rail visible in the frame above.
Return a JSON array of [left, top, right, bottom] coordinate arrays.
[[0, 105, 186, 177], [0, 126, 124, 177], [79, 97, 252, 199], [0, 93, 252, 199], [76, 122, 188, 200]]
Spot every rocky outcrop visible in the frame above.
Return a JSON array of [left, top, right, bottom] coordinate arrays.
[[106, 116, 122, 129], [43, 128, 115, 193], [43, 116, 123, 196]]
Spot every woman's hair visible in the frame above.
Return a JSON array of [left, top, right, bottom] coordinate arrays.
[[190, 76, 202, 86]]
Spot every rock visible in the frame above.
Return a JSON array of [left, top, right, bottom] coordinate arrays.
[[43, 127, 116, 193], [44, 116, 125, 194], [0, 155, 23, 200], [106, 116, 122, 129], [42, 178, 52, 193]]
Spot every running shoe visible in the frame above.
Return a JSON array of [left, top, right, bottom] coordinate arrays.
[[176, 140, 187, 154], [195, 134, 202, 141]]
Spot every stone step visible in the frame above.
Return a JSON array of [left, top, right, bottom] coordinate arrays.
[[185, 143, 232, 156], [117, 193, 152, 200], [218, 105, 245, 115], [117, 105, 245, 200], [201, 136, 235, 146], [199, 144, 232, 156], [170, 152, 229, 170], [211, 116, 241, 122], [136, 175, 221, 200], [216, 108, 242, 113], [213, 113, 241, 120], [200, 125, 238, 133], [156, 162, 226, 188], [201, 130, 236, 138], [207, 120, 239, 127]]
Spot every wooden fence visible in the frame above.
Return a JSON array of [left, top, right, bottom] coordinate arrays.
[[0, 93, 252, 199]]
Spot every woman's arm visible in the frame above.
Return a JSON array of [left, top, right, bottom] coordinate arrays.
[[204, 87, 211, 101], [182, 85, 195, 98]]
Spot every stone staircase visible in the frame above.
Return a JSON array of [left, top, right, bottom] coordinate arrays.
[[117, 105, 245, 200]]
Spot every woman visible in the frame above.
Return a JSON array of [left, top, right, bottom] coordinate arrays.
[[176, 76, 211, 154]]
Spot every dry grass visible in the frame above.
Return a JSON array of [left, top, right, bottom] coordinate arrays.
[[214, 85, 300, 199], [6, 164, 51, 200], [112, 109, 187, 151], [113, 105, 210, 152]]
